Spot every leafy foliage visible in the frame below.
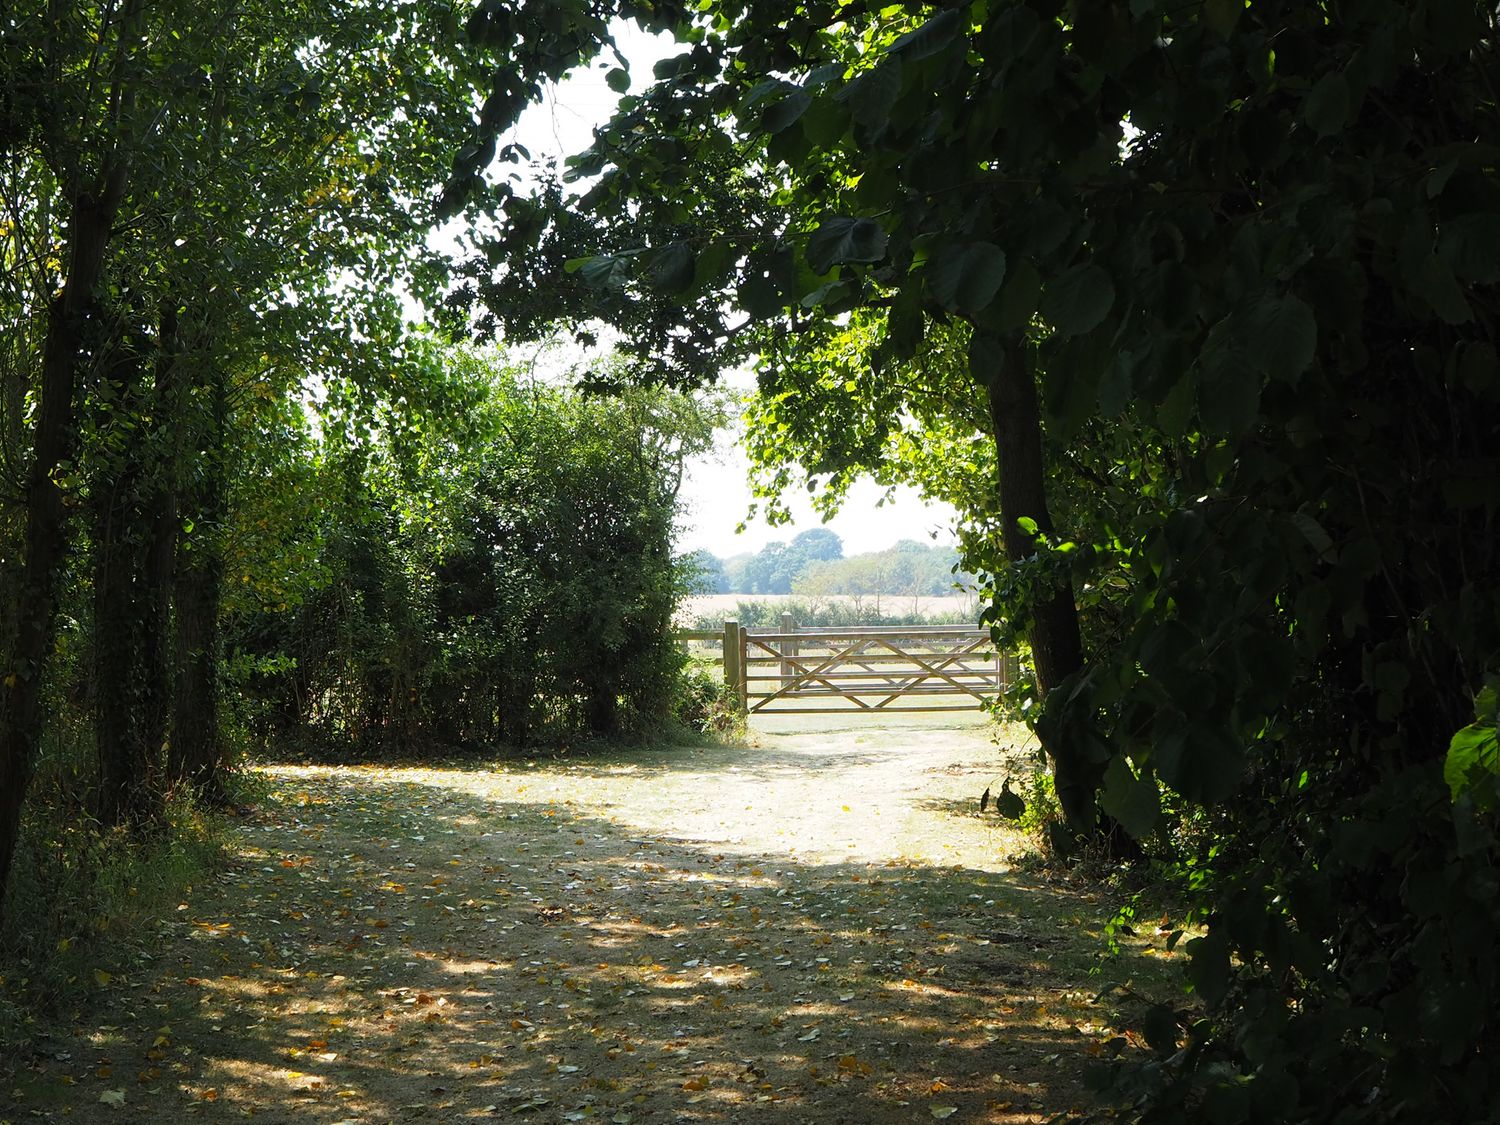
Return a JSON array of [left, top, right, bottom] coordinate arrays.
[[230, 348, 713, 752], [464, 1, 1500, 1119]]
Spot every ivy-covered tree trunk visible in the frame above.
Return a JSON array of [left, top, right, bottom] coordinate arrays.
[[92, 326, 177, 829], [980, 338, 1097, 833], [139, 304, 181, 793], [92, 364, 154, 829], [92, 306, 181, 830], [0, 176, 125, 924], [169, 371, 226, 806]]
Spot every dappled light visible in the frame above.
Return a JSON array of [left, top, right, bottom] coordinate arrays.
[[7, 722, 1173, 1122]]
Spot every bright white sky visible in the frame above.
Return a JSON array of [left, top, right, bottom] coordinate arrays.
[[500, 24, 959, 560]]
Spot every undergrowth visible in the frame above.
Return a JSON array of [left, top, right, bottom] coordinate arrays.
[[0, 722, 238, 1047]]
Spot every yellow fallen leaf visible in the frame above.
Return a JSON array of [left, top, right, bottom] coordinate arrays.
[[93, 969, 113, 987]]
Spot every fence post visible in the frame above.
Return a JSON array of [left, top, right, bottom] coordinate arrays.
[[779, 611, 797, 696], [723, 619, 746, 712]]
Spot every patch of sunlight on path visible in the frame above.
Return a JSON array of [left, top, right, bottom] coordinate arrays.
[[296, 711, 1038, 874]]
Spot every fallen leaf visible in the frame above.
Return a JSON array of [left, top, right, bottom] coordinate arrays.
[[99, 1089, 126, 1107]]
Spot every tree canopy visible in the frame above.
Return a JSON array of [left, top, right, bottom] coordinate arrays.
[[464, 1, 1500, 1119]]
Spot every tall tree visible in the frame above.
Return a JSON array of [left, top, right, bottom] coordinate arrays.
[[0, 0, 648, 916], [456, 1, 1500, 1118]]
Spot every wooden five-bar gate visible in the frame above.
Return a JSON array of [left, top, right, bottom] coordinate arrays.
[[676, 615, 1015, 714]]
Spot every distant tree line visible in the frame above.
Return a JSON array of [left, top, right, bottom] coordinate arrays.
[[686, 532, 972, 599]]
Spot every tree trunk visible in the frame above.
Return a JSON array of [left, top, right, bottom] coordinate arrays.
[[92, 330, 171, 831], [169, 368, 226, 805], [139, 303, 181, 795], [980, 337, 1098, 833], [0, 180, 125, 926]]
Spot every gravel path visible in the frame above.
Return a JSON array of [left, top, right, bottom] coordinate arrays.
[[10, 717, 1154, 1124]]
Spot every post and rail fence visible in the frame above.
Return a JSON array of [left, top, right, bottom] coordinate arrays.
[[674, 616, 1018, 715]]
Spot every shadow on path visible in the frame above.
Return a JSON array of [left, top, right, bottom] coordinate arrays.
[[12, 727, 1171, 1125]]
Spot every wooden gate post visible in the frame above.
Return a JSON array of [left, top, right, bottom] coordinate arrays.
[[723, 619, 746, 712], [779, 612, 797, 695]]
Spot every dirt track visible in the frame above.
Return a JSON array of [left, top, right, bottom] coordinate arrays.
[[8, 715, 1166, 1123]]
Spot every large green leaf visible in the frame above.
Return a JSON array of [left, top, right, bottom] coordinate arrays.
[[1185, 929, 1231, 1006], [648, 241, 695, 293], [1444, 723, 1499, 800], [887, 9, 963, 60], [1040, 262, 1114, 337], [1198, 342, 1261, 437], [763, 88, 812, 134], [1246, 294, 1317, 382], [1304, 71, 1350, 138], [1100, 755, 1161, 838], [925, 241, 1008, 318], [568, 254, 633, 289], [1202, 0, 1244, 37], [1154, 719, 1246, 805], [1412, 251, 1473, 324], [1439, 213, 1500, 284], [835, 59, 902, 130], [805, 216, 888, 274]]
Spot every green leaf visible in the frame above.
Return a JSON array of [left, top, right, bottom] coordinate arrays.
[[576, 255, 633, 289], [763, 88, 812, 134], [1413, 252, 1473, 324], [1438, 213, 1500, 284], [737, 272, 783, 317], [1040, 263, 1114, 338], [994, 779, 1025, 819], [1155, 720, 1246, 804], [885, 289, 925, 358], [1246, 294, 1317, 382], [693, 238, 735, 289], [805, 216, 888, 274], [1100, 755, 1161, 838], [1202, 0, 1244, 38], [1186, 929, 1231, 1006], [649, 241, 695, 293], [986, 258, 1040, 332], [1157, 371, 1196, 437], [1198, 338, 1261, 438], [605, 67, 630, 94], [1290, 512, 1336, 562], [1458, 341, 1497, 394], [887, 9, 963, 61], [1304, 72, 1350, 139], [1444, 723, 1499, 800], [1141, 1003, 1179, 1053], [1476, 682, 1499, 725], [836, 59, 902, 130], [925, 241, 1008, 318]]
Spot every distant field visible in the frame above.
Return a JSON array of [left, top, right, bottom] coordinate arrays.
[[679, 591, 980, 625]]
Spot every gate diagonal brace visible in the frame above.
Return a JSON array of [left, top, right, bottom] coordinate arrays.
[[744, 636, 874, 710], [867, 637, 995, 708]]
